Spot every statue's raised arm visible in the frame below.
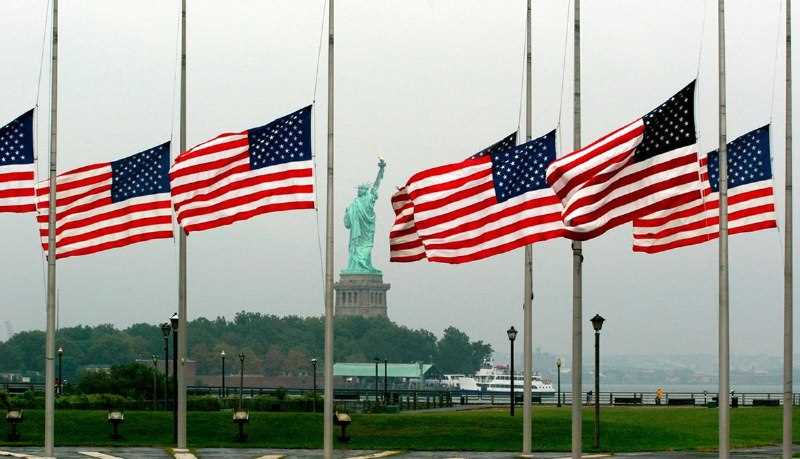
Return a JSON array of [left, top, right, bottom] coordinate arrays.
[[371, 157, 386, 196]]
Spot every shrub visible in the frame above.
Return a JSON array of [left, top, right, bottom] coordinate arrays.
[[187, 396, 221, 412], [273, 387, 288, 400], [76, 363, 163, 399], [55, 393, 129, 410]]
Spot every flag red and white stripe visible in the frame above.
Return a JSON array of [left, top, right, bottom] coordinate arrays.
[[1, 164, 35, 213], [389, 186, 426, 262]]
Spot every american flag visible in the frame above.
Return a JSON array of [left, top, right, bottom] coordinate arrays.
[[170, 106, 315, 234], [0, 110, 36, 213], [390, 131, 564, 264], [546, 81, 702, 240], [633, 125, 777, 253], [389, 133, 518, 262], [36, 143, 173, 259]]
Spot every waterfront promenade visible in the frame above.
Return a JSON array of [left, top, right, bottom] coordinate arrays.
[[2, 446, 800, 459]]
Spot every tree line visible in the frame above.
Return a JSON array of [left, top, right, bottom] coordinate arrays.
[[0, 313, 493, 381]]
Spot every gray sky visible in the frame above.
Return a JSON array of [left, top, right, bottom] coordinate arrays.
[[0, 0, 797, 366]]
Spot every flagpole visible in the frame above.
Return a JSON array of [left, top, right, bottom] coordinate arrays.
[[176, 0, 188, 449], [571, 1, 583, 458], [44, 0, 59, 455], [717, 0, 730, 457], [783, 0, 794, 457], [323, 0, 335, 457], [521, 0, 534, 454]]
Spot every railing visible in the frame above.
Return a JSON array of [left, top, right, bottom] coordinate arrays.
[[458, 390, 800, 407], [6, 382, 800, 410], [188, 385, 800, 408]]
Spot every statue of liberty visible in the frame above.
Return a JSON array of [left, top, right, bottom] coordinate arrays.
[[343, 158, 386, 274]]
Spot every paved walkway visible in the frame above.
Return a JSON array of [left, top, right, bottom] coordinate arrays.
[[1, 446, 798, 458]]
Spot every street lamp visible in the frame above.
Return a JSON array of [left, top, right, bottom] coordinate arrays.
[[152, 354, 158, 411], [169, 313, 179, 444], [383, 359, 388, 405], [374, 357, 380, 406], [507, 326, 517, 416], [590, 313, 605, 449], [556, 358, 562, 407], [238, 352, 246, 410], [160, 322, 171, 410], [57, 347, 63, 396], [311, 358, 318, 413], [220, 350, 226, 399]]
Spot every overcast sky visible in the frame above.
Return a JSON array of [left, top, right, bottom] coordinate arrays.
[[0, 0, 797, 370]]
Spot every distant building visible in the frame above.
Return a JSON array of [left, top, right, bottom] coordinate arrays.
[[333, 362, 433, 387], [81, 365, 112, 374]]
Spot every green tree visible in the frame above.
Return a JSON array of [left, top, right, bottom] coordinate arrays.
[[76, 363, 162, 399], [434, 326, 493, 374]]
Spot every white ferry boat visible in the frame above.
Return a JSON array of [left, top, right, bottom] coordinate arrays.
[[442, 374, 481, 392], [475, 359, 555, 395], [444, 359, 555, 395]]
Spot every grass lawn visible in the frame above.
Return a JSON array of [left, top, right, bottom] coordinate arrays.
[[1, 406, 798, 452]]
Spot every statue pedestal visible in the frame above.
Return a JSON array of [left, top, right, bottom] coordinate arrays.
[[334, 273, 390, 318]]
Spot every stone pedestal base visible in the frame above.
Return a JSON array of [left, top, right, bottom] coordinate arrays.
[[334, 273, 390, 318]]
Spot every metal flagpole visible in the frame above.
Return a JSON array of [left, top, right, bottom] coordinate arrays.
[[783, 0, 794, 457], [717, 0, 730, 457], [522, 0, 534, 454], [323, 0, 335, 457], [571, 0, 583, 458], [44, 0, 59, 455], [177, 0, 188, 449]]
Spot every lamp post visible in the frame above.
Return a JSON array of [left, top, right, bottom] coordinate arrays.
[[591, 314, 605, 449], [311, 358, 318, 413], [220, 350, 226, 399], [57, 347, 63, 396], [160, 322, 171, 410], [507, 326, 517, 416], [238, 352, 245, 410], [556, 358, 562, 407], [152, 354, 158, 411], [170, 313, 179, 443], [383, 359, 388, 405], [374, 357, 380, 406]]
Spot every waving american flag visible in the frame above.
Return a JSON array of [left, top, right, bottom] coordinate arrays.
[[170, 106, 315, 234], [390, 131, 564, 264], [546, 81, 701, 240], [0, 110, 36, 213], [633, 125, 777, 253], [37, 143, 174, 259]]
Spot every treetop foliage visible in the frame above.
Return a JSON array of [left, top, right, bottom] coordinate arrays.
[[0, 314, 493, 380]]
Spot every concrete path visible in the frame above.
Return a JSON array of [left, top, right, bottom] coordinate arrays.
[[0, 448, 170, 459], [1, 446, 798, 459]]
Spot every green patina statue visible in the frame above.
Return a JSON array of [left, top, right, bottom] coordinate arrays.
[[343, 158, 386, 274]]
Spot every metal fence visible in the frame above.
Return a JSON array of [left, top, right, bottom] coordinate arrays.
[[5, 382, 800, 410], [188, 385, 800, 408]]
